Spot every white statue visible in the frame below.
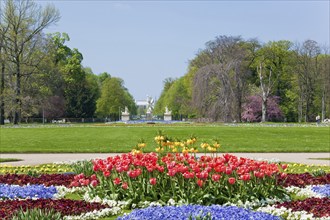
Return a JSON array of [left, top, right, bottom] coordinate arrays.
[[121, 106, 130, 121], [164, 106, 172, 121], [146, 95, 154, 114], [165, 106, 171, 114], [122, 106, 129, 115]]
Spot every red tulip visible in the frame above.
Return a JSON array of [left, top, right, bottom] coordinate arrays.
[[122, 182, 128, 190], [225, 167, 232, 175], [197, 179, 204, 187], [90, 180, 98, 187], [240, 174, 250, 181], [83, 179, 90, 186], [183, 171, 194, 179], [212, 174, 221, 182], [157, 165, 165, 173], [228, 177, 236, 184], [149, 177, 157, 185], [113, 177, 121, 185], [103, 171, 110, 177], [168, 168, 177, 177], [70, 181, 79, 187], [90, 174, 97, 181]]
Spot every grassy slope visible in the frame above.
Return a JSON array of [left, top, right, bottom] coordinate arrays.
[[0, 125, 329, 153]]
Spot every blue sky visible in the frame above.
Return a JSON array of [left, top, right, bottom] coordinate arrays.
[[42, 1, 329, 101]]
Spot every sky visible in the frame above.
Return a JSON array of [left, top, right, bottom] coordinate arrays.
[[41, 0, 329, 101]]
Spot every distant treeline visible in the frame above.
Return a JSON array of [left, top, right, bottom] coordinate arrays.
[[154, 36, 329, 123], [0, 1, 329, 124], [0, 0, 136, 124]]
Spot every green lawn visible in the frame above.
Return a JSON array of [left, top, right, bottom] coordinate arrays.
[[0, 124, 329, 153]]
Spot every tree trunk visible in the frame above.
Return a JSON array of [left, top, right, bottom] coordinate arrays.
[[0, 61, 4, 125], [298, 96, 302, 123], [321, 89, 325, 121], [261, 93, 267, 122], [305, 100, 309, 123], [236, 96, 242, 123], [13, 62, 21, 125]]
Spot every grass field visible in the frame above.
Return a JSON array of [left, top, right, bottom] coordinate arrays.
[[0, 124, 329, 153]]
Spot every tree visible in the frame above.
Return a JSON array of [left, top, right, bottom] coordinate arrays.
[[1, 0, 60, 124], [43, 95, 65, 119], [96, 77, 136, 120], [153, 77, 175, 115], [192, 36, 252, 122], [162, 77, 191, 119], [0, 9, 9, 125], [242, 96, 283, 122], [83, 68, 100, 117], [318, 53, 330, 121], [257, 63, 274, 122], [253, 41, 292, 122], [293, 40, 321, 122], [98, 72, 111, 84]]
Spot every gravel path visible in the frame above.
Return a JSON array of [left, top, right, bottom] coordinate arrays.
[[1, 152, 329, 166]]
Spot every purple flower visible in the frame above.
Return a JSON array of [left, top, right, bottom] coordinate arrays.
[[117, 205, 281, 220], [0, 184, 57, 199], [312, 184, 330, 197]]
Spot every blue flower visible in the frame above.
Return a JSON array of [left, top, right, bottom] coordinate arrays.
[[117, 205, 282, 220], [312, 184, 330, 197], [0, 184, 57, 199]]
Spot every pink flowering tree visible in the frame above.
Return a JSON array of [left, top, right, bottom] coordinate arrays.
[[242, 96, 283, 122]]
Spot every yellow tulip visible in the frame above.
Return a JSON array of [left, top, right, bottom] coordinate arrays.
[[138, 143, 146, 148]]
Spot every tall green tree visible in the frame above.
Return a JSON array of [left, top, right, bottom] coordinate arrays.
[[252, 40, 292, 122], [153, 77, 175, 115], [96, 77, 136, 120], [0, 9, 9, 124], [1, 0, 60, 124], [83, 68, 100, 117], [318, 54, 330, 121], [165, 77, 191, 119], [293, 40, 321, 122], [192, 36, 253, 122]]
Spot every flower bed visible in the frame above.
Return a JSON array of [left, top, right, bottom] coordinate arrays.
[[86, 152, 288, 206], [0, 163, 73, 174], [0, 156, 329, 219], [275, 197, 330, 218], [0, 173, 75, 187], [277, 173, 330, 187], [0, 133, 329, 219], [117, 205, 282, 220], [0, 184, 57, 199]]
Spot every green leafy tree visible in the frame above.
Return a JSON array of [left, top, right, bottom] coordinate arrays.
[[154, 77, 175, 115], [1, 0, 60, 124], [96, 77, 136, 120], [98, 72, 111, 84], [293, 40, 321, 122], [0, 7, 10, 124], [50, 34, 98, 118], [318, 54, 330, 120], [252, 40, 292, 122]]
